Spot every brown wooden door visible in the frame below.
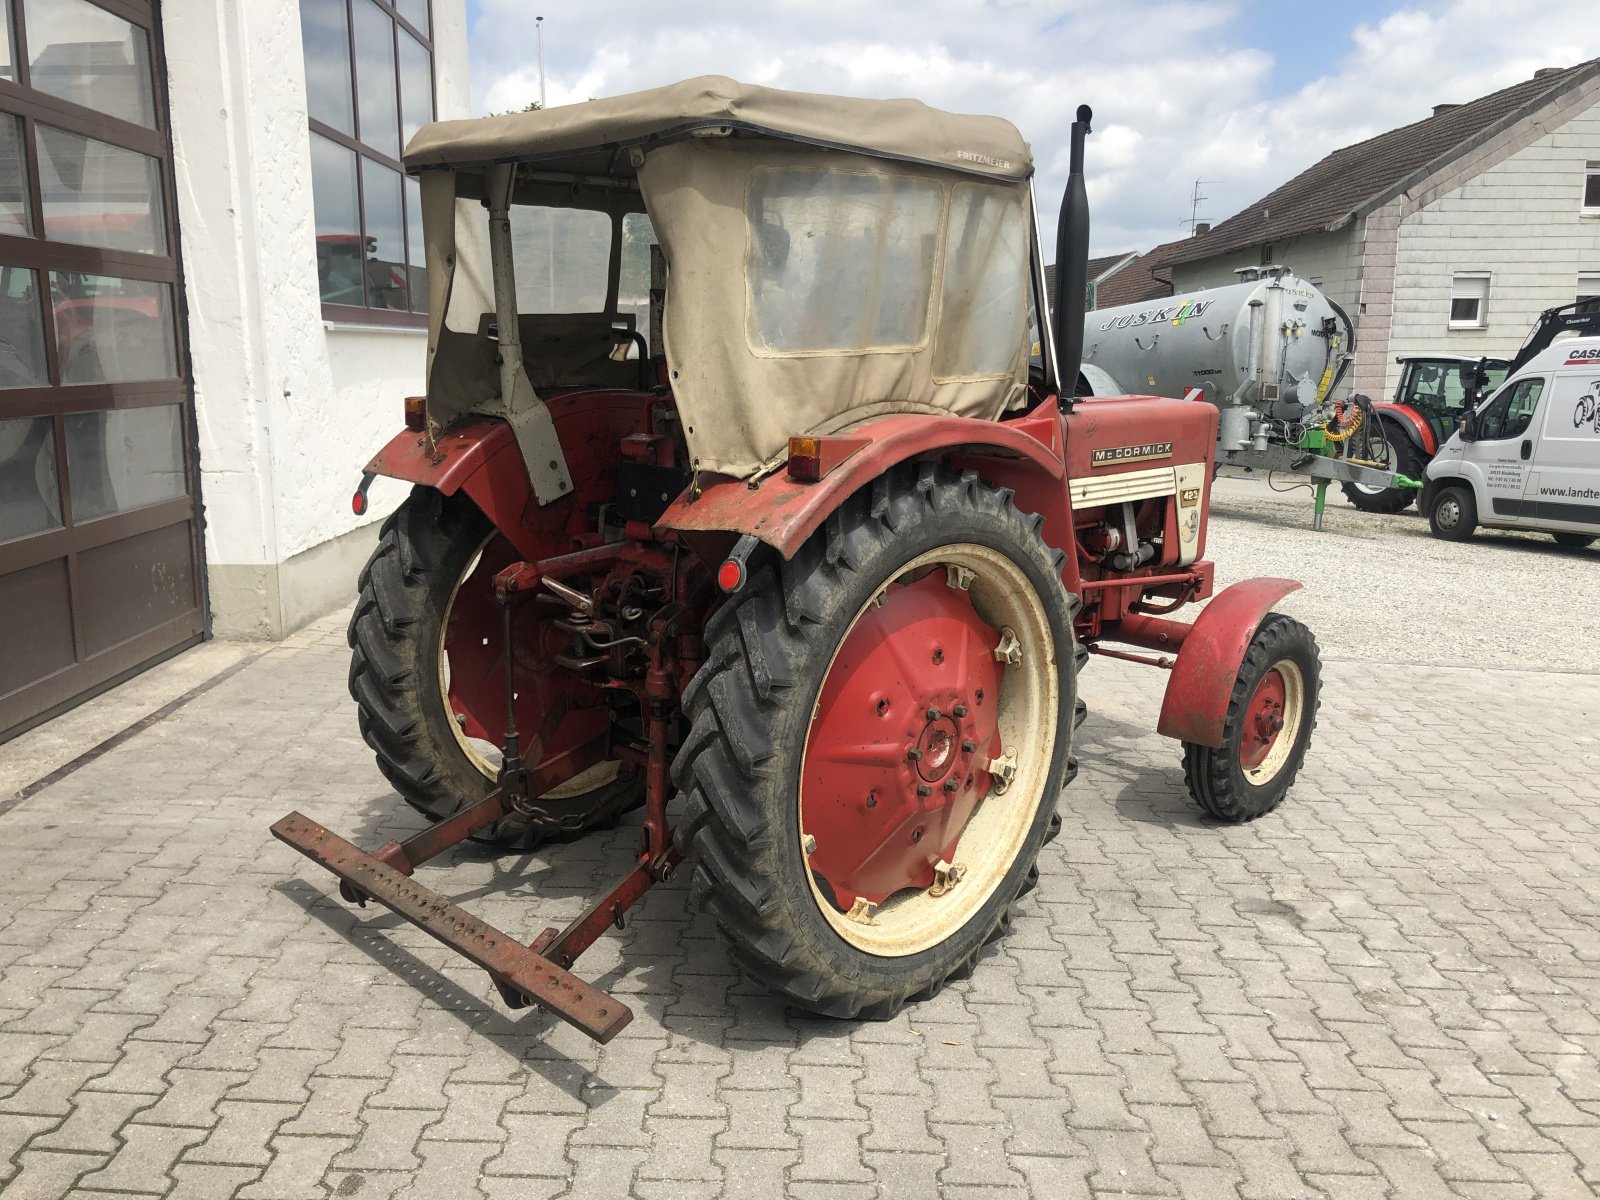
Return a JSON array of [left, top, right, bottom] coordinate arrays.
[[0, 0, 204, 741]]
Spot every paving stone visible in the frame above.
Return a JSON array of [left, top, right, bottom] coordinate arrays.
[[3, 613, 1600, 1198], [75, 1123, 207, 1194]]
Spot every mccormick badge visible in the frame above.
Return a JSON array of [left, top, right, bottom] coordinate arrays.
[[1091, 441, 1175, 467]]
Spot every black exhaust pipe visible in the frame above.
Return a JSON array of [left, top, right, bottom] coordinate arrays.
[[1053, 104, 1092, 404]]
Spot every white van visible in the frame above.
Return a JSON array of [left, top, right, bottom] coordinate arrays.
[[1423, 335, 1600, 548]]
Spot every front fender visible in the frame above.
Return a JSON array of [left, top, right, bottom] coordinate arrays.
[[1371, 402, 1435, 456], [1156, 578, 1302, 748], [655, 411, 1064, 559]]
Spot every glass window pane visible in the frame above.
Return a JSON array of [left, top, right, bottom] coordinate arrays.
[[0, 266, 48, 389], [396, 0, 429, 36], [0, 117, 28, 236], [745, 167, 942, 352], [934, 184, 1029, 379], [23, 0, 156, 128], [405, 176, 426, 312], [0, 417, 61, 541], [51, 273, 177, 383], [300, 0, 354, 136], [1586, 173, 1600, 209], [38, 125, 165, 255], [397, 31, 433, 149], [1, 4, 15, 83], [352, 0, 399, 158], [64, 404, 185, 521], [619, 212, 656, 347], [310, 135, 363, 305], [510, 207, 612, 313], [361, 158, 406, 309]]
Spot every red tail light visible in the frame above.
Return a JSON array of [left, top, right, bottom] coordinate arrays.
[[404, 395, 426, 432]]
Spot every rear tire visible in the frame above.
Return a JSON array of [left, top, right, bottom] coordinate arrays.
[[1427, 483, 1477, 541], [1341, 425, 1419, 514], [1183, 614, 1320, 823], [673, 464, 1079, 1018], [1553, 532, 1595, 549], [348, 488, 639, 850]]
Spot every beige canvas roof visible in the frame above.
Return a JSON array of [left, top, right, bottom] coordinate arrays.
[[404, 75, 1033, 183]]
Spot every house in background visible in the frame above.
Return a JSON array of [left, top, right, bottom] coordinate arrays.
[[0, 0, 468, 740], [1162, 60, 1600, 398], [1043, 252, 1140, 311]]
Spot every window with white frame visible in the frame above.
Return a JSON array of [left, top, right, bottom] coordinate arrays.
[[1449, 275, 1489, 329], [1577, 273, 1600, 314], [1585, 163, 1600, 214]]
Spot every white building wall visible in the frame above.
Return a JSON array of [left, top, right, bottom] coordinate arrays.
[[165, 0, 470, 638], [1386, 96, 1600, 396], [1168, 228, 1363, 315]]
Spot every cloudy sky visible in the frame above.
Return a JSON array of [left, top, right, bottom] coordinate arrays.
[[463, 1, 1600, 255]]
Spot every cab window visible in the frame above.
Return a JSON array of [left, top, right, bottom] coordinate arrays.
[[1476, 377, 1544, 441]]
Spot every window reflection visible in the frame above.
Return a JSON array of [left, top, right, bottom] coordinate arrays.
[[51, 273, 177, 383], [0, 266, 48, 389], [38, 125, 166, 255], [0, 417, 62, 542], [361, 159, 406, 309], [300, 0, 355, 136], [65, 405, 185, 521], [1, 5, 15, 83], [353, 0, 399, 158], [395, 0, 429, 35], [23, 0, 156, 128], [405, 178, 426, 312], [398, 32, 433, 148], [0, 117, 28, 236], [311, 135, 363, 306]]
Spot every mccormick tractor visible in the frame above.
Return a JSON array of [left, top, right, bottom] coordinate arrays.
[[273, 79, 1322, 1043]]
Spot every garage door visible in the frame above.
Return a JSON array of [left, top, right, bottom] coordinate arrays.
[[0, 0, 204, 741]]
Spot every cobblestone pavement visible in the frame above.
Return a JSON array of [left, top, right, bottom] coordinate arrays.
[[3, 594, 1599, 1196]]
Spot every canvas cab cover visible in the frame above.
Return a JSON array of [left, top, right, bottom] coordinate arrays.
[[407, 77, 1039, 480]]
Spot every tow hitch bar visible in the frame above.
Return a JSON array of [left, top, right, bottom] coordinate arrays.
[[272, 554, 681, 1043]]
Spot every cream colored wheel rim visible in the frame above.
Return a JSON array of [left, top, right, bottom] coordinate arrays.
[[798, 544, 1061, 958], [1244, 659, 1305, 786]]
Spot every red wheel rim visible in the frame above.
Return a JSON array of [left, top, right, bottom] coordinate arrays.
[[1238, 667, 1288, 771], [800, 571, 1005, 911]]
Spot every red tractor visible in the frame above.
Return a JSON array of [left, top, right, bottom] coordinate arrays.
[[274, 79, 1321, 1042]]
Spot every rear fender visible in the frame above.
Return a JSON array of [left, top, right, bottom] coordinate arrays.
[[1156, 578, 1302, 748], [366, 418, 546, 559], [656, 411, 1065, 560], [1371, 402, 1435, 456]]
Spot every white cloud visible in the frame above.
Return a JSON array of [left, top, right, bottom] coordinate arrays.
[[467, 1, 1600, 256]]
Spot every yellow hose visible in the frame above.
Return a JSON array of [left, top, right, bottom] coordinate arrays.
[[1313, 333, 1341, 404], [1322, 402, 1363, 443]]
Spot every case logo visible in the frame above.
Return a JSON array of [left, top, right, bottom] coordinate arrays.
[[1091, 442, 1175, 467]]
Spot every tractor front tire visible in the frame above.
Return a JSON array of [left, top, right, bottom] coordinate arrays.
[[348, 488, 638, 850], [1341, 426, 1419, 514], [674, 464, 1079, 1018], [1183, 614, 1320, 823]]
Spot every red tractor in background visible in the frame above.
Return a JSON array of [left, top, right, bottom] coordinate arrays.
[[273, 79, 1321, 1043]]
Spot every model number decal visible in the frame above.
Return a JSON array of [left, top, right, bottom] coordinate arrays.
[[1091, 442, 1174, 467]]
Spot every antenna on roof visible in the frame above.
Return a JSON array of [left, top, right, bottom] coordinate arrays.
[[1181, 178, 1218, 234], [537, 17, 547, 110]]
